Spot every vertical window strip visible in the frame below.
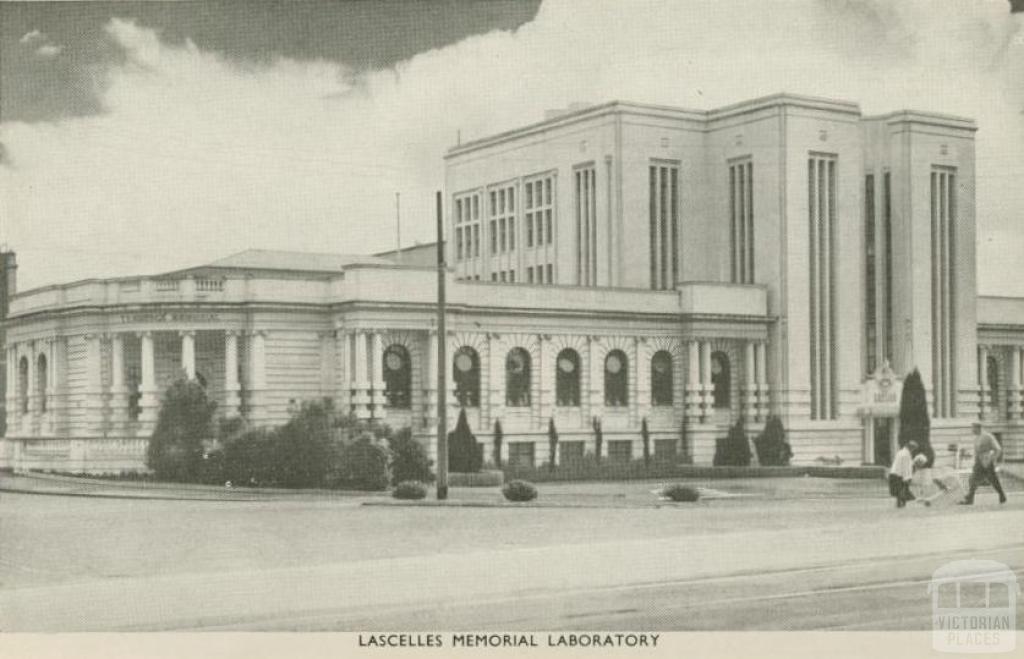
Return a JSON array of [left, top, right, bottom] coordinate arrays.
[[730, 165, 738, 282], [589, 169, 597, 285], [746, 162, 754, 282], [931, 171, 941, 417], [650, 166, 658, 289], [864, 174, 877, 375], [738, 163, 747, 283], [947, 173, 957, 416], [883, 172, 893, 365], [659, 166, 668, 289], [827, 159, 837, 420], [671, 167, 679, 286], [576, 170, 584, 285], [808, 158, 819, 420]]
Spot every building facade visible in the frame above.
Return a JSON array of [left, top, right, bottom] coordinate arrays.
[[2, 94, 1022, 473]]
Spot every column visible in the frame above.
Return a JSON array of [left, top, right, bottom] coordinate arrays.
[[84, 334, 103, 435], [370, 332, 387, 419], [588, 337, 603, 419], [223, 331, 241, 416], [424, 330, 438, 431], [180, 330, 196, 380], [744, 342, 757, 422], [635, 338, 650, 427], [756, 341, 769, 421], [686, 340, 700, 421], [335, 329, 350, 414], [248, 330, 268, 423], [25, 341, 38, 435], [108, 333, 127, 427], [536, 335, 550, 428], [352, 330, 370, 419], [42, 338, 57, 435], [138, 331, 159, 426], [978, 344, 989, 419], [700, 341, 713, 421], [1008, 346, 1022, 420]]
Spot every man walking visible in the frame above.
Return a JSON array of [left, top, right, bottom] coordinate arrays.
[[889, 440, 917, 508], [962, 421, 1008, 505]]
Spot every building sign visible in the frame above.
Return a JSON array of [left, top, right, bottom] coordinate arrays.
[[861, 360, 903, 417], [119, 312, 220, 324]]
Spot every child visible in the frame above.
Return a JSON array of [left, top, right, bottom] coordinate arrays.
[[888, 440, 918, 508]]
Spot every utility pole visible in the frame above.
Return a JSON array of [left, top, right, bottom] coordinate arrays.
[[395, 192, 402, 264], [435, 190, 448, 500]]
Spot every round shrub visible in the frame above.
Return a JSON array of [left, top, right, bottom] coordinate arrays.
[[392, 480, 428, 500], [502, 479, 538, 502], [662, 484, 700, 502]]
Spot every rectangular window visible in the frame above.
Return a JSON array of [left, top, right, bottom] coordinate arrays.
[[526, 213, 534, 247], [500, 271, 507, 282], [509, 270, 515, 283], [527, 266, 534, 283], [608, 440, 632, 464], [456, 227, 463, 260], [560, 441, 585, 467], [808, 154, 838, 420], [509, 442, 535, 469], [491, 272, 498, 282], [864, 174, 877, 376], [729, 158, 754, 283], [649, 162, 681, 289], [525, 174, 555, 251], [546, 210, 552, 245], [453, 191, 482, 276], [931, 166, 957, 418], [490, 220, 497, 254], [509, 218, 515, 251], [499, 218, 507, 252], [575, 166, 597, 285], [546, 263, 553, 283], [473, 225, 480, 257]]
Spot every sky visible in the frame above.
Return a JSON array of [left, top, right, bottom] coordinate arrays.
[[0, 0, 1021, 294]]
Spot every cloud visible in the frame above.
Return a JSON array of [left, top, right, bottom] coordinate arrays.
[[34, 44, 63, 58], [0, 1, 1022, 294], [19, 29, 43, 44]]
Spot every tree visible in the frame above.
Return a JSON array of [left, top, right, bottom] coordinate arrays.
[[448, 408, 482, 472], [271, 399, 335, 487], [592, 416, 603, 464], [146, 378, 217, 482], [492, 419, 504, 468], [641, 417, 651, 467], [713, 417, 752, 467], [898, 368, 933, 466], [389, 427, 434, 485], [547, 418, 559, 472], [754, 415, 793, 466]]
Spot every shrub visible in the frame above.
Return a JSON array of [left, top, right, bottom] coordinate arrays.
[[392, 480, 428, 500], [753, 415, 793, 466], [388, 428, 434, 485], [493, 419, 504, 468], [221, 427, 278, 486], [641, 417, 651, 467], [592, 416, 603, 465], [270, 399, 336, 488], [146, 378, 218, 482], [713, 418, 752, 467], [502, 479, 538, 502], [332, 438, 391, 490], [662, 484, 701, 502], [448, 408, 483, 473], [547, 418, 558, 472]]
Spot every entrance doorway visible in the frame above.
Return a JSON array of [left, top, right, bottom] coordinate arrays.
[[874, 418, 893, 466]]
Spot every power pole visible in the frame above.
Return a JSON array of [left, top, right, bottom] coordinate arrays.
[[435, 190, 448, 500], [395, 192, 402, 264]]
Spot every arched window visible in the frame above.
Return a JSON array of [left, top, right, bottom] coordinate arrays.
[[453, 346, 480, 408], [36, 354, 48, 413], [18, 356, 28, 414], [505, 348, 531, 407], [711, 351, 731, 408], [604, 350, 628, 407], [383, 344, 412, 409], [651, 350, 673, 406], [556, 349, 581, 407]]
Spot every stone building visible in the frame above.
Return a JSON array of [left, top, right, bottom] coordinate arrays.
[[2, 93, 1022, 472]]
